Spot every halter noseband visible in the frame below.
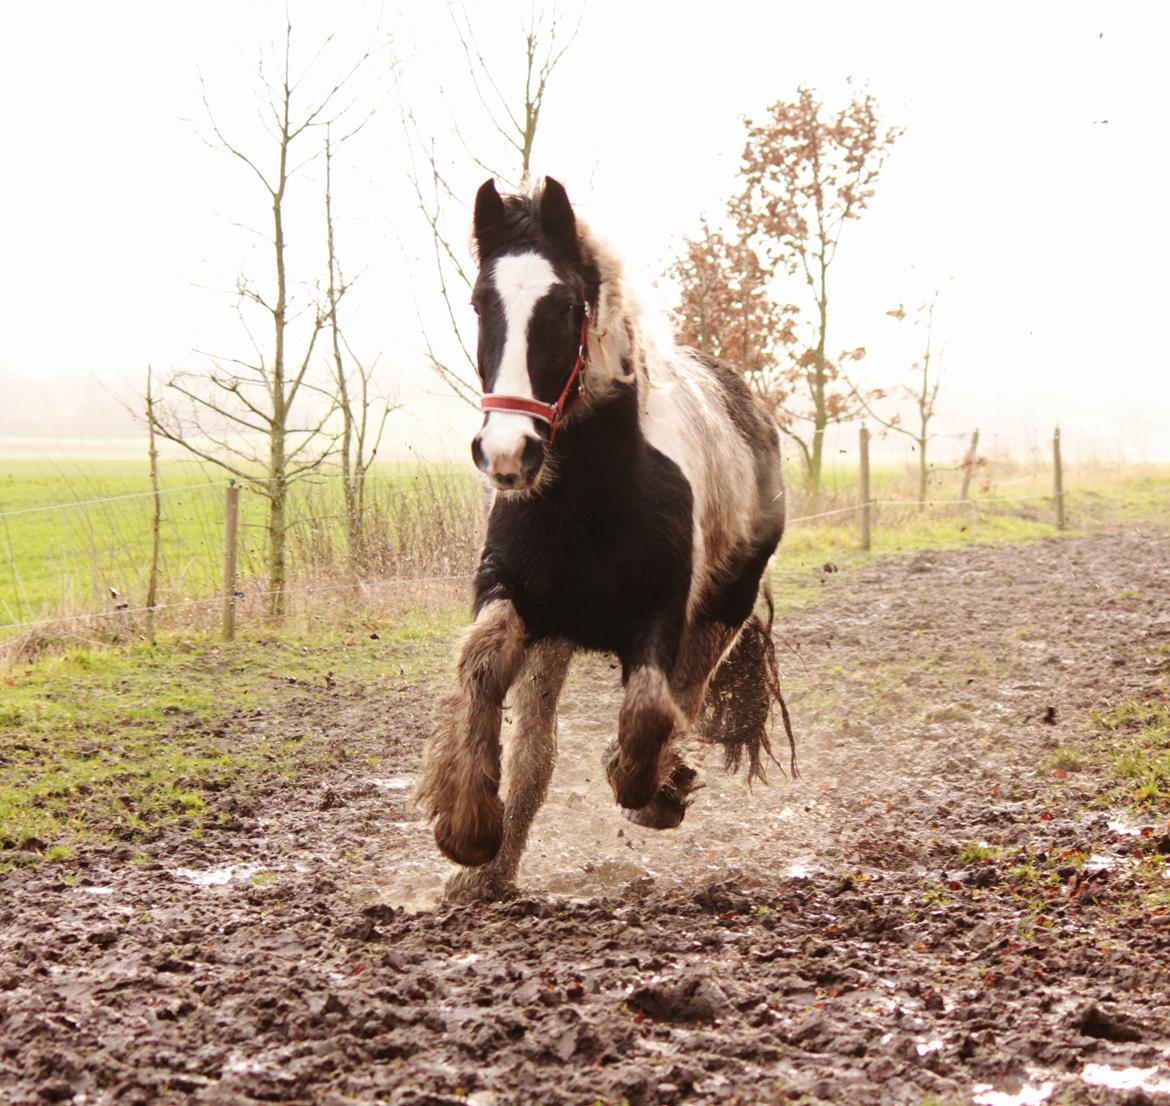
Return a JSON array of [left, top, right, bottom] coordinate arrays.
[[480, 314, 590, 444]]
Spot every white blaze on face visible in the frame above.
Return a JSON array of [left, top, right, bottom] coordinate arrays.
[[479, 252, 558, 463]]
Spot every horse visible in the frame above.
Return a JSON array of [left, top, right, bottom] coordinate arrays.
[[414, 176, 790, 902]]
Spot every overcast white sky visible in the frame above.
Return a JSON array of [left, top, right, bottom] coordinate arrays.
[[1, 1, 1168, 462]]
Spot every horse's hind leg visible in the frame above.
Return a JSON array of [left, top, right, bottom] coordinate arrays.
[[414, 599, 526, 868], [445, 639, 574, 903], [618, 621, 739, 830], [606, 660, 682, 814]]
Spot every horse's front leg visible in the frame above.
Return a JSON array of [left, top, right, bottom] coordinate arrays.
[[445, 638, 574, 903], [616, 620, 739, 829], [414, 599, 527, 867]]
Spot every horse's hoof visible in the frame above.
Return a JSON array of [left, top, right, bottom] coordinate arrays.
[[434, 809, 503, 868], [443, 868, 517, 904], [622, 792, 687, 830], [601, 741, 652, 810], [607, 758, 658, 811], [622, 760, 699, 830]]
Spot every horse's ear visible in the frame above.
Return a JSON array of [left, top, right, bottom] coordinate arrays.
[[474, 179, 506, 244], [540, 176, 578, 257]]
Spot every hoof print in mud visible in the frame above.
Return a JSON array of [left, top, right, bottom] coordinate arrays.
[[628, 976, 730, 1024]]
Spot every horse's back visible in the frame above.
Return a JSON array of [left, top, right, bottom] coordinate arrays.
[[642, 347, 785, 617]]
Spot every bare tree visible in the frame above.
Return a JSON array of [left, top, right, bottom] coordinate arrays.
[[849, 296, 944, 509], [144, 367, 162, 644], [737, 85, 902, 495], [323, 127, 396, 572], [402, 4, 580, 402], [154, 17, 380, 617]]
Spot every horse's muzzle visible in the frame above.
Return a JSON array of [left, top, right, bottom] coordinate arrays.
[[472, 427, 545, 491]]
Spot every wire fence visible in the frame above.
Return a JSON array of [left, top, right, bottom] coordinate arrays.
[[1, 426, 1096, 658]]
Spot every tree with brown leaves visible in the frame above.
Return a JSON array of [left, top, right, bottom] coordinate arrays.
[[733, 85, 902, 494], [669, 220, 798, 390]]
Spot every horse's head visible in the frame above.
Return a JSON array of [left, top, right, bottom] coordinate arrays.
[[470, 176, 599, 492]]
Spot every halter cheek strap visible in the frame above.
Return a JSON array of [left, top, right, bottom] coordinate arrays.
[[480, 315, 590, 444]]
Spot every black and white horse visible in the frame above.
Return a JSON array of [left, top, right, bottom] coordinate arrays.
[[415, 177, 788, 901]]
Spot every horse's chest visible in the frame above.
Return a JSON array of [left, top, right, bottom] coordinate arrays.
[[481, 454, 694, 652]]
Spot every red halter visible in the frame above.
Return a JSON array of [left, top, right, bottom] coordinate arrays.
[[480, 315, 590, 444]]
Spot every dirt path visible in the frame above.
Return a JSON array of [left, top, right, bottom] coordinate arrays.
[[2, 529, 1169, 1106]]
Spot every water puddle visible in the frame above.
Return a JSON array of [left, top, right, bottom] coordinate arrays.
[[972, 1081, 1053, 1106], [369, 775, 413, 791], [223, 1054, 268, 1076], [174, 863, 265, 887], [1108, 813, 1158, 837], [1081, 1063, 1170, 1094], [785, 860, 823, 879]]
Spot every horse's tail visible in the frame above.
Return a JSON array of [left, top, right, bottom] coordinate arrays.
[[758, 584, 799, 780], [700, 585, 798, 783]]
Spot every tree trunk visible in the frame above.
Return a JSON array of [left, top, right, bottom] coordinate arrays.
[[267, 100, 289, 620], [267, 479, 287, 619], [807, 279, 830, 498]]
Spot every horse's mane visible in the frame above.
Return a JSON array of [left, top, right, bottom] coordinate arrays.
[[576, 217, 653, 408]]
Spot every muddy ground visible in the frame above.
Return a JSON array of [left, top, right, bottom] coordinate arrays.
[[2, 528, 1170, 1105]]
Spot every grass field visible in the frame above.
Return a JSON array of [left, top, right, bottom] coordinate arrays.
[[0, 453, 1166, 867], [0, 458, 483, 641], [0, 611, 462, 864], [2, 454, 1167, 657]]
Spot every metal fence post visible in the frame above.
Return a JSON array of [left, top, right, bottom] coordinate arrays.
[[222, 482, 240, 641]]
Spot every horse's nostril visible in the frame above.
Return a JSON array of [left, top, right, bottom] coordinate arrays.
[[520, 437, 545, 481], [471, 434, 489, 474], [495, 472, 518, 488]]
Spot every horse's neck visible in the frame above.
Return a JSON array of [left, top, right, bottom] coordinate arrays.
[[554, 382, 642, 482]]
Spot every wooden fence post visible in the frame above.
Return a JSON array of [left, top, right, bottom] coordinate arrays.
[[859, 422, 872, 552], [959, 427, 980, 502], [222, 482, 240, 641], [1053, 426, 1066, 530]]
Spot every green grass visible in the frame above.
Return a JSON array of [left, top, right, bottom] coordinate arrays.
[[0, 457, 481, 643], [1041, 747, 1089, 774], [956, 842, 1005, 864], [768, 465, 1170, 613], [1091, 700, 1170, 807], [4, 458, 1167, 641], [0, 610, 459, 868]]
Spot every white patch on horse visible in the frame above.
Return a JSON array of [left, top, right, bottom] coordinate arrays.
[[479, 253, 557, 460], [641, 350, 756, 617]]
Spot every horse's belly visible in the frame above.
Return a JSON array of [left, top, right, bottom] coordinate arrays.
[[513, 568, 680, 654]]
